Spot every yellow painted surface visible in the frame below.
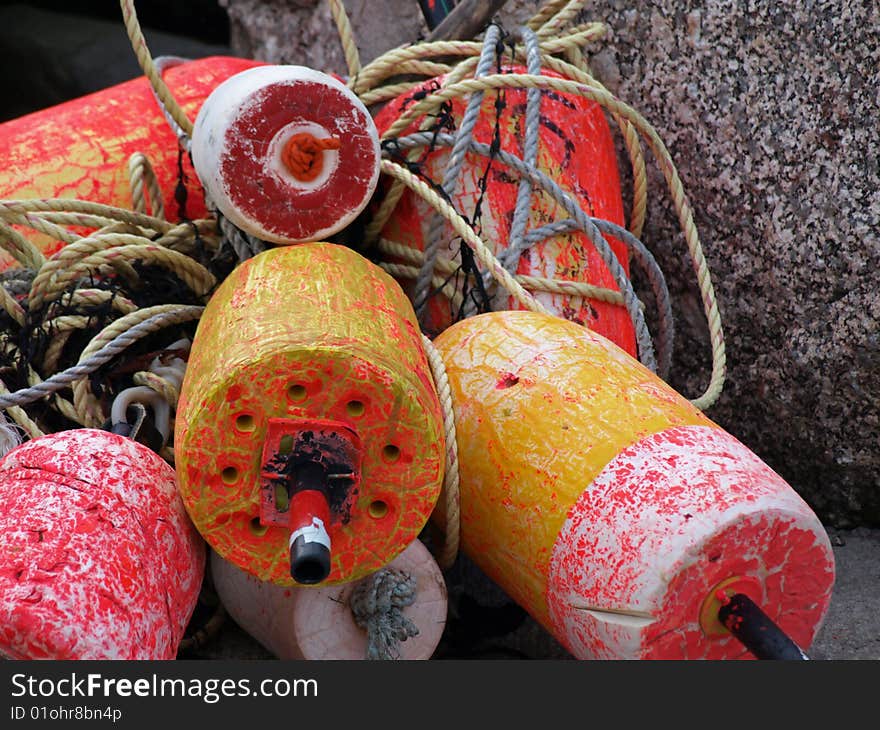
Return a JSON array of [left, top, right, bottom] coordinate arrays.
[[433, 310, 716, 625], [176, 243, 445, 585]]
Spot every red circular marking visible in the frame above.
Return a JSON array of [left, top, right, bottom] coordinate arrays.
[[222, 80, 378, 241]]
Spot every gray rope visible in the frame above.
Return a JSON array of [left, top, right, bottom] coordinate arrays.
[[503, 26, 543, 273], [414, 23, 502, 319], [216, 211, 267, 263], [390, 131, 660, 373], [1, 268, 36, 297], [0, 306, 204, 410], [523, 217, 674, 379], [349, 568, 420, 660]]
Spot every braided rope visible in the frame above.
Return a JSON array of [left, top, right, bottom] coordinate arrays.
[[328, 0, 362, 81], [0, 306, 203, 412], [119, 0, 194, 137], [421, 334, 460, 570], [129, 152, 166, 219]]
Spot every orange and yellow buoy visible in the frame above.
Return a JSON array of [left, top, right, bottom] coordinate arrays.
[[175, 243, 445, 587], [433, 311, 834, 659]]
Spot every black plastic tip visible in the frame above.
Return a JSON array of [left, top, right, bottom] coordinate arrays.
[[718, 593, 809, 660], [289, 536, 331, 585]]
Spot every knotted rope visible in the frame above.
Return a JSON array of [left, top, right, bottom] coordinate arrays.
[[349, 568, 420, 660]]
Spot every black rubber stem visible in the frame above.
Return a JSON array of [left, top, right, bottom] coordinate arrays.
[[718, 593, 809, 660]]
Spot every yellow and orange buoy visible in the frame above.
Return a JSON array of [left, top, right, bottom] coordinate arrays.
[[175, 243, 445, 587], [433, 311, 834, 659]]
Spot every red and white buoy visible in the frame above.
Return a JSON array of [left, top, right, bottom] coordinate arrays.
[[0, 429, 205, 660], [191, 65, 381, 244], [210, 539, 447, 659]]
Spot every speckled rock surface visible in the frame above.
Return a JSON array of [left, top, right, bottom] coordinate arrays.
[[220, 0, 879, 529], [581, 0, 880, 528]]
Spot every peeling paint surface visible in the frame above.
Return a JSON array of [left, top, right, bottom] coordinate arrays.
[[434, 310, 833, 659], [547, 424, 835, 659], [176, 244, 444, 587], [0, 430, 205, 660]]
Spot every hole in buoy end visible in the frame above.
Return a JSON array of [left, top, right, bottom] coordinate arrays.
[[221, 466, 239, 484], [383, 444, 400, 462], [249, 517, 268, 536], [346, 400, 365, 417], [288, 384, 307, 402], [368, 500, 389, 519], [235, 414, 255, 432]]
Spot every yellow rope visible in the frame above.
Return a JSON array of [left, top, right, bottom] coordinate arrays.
[[328, 0, 362, 81], [119, 0, 194, 137], [421, 335, 460, 570]]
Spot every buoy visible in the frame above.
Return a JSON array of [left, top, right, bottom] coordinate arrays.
[[0, 56, 264, 266], [373, 65, 636, 356], [432, 311, 835, 659], [191, 65, 381, 244], [175, 243, 445, 587], [0, 429, 205, 660], [211, 538, 447, 659]]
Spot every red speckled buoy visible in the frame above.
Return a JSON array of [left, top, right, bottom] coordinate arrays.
[[0, 56, 264, 266], [374, 66, 636, 354], [0, 429, 205, 660], [191, 65, 381, 244], [433, 311, 835, 659], [210, 539, 447, 660]]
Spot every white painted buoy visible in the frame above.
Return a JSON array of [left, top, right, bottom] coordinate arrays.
[[191, 65, 381, 244], [211, 539, 447, 659]]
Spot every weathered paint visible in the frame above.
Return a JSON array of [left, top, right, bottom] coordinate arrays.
[[0, 56, 264, 266], [191, 65, 381, 244], [210, 538, 448, 659], [175, 243, 445, 587], [433, 311, 834, 659], [0, 429, 205, 660], [374, 66, 636, 356]]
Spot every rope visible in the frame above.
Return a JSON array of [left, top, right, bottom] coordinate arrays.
[[119, 0, 194, 138], [349, 568, 420, 660], [281, 133, 341, 182], [421, 335, 460, 570], [378, 71, 724, 407]]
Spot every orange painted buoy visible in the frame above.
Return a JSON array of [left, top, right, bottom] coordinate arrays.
[[373, 66, 636, 355], [210, 539, 447, 659], [175, 243, 445, 587], [433, 311, 834, 659], [0, 55, 264, 265]]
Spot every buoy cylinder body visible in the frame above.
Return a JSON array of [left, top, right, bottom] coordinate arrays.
[[191, 65, 381, 244], [0, 56, 263, 266], [375, 67, 635, 356], [433, 311, 834, 659], [0, 429, 206, 660], [211, 539, 447, 659], [175, 244, 445, 586]]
